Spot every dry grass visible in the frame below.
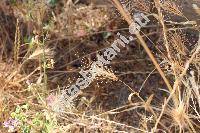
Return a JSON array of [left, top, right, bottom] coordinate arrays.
[[0, 0, 200, 132]]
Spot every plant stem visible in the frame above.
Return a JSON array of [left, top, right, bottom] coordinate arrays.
[[111, 0, 179, 106]]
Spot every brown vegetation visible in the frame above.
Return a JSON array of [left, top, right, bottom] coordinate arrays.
[[0, 0, 200, 132]]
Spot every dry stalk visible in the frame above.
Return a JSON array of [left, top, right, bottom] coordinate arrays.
[[153, 0, 180, 106], [111, 0, 178, 105], [154, 34, 200, 132]]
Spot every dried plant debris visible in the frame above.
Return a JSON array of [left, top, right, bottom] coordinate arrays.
[[1, 0, 200, 132], [54, 2, 110, 37], [12, 0, 50, 27]]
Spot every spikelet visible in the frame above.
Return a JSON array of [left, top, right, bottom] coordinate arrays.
[[170, 101, 187, 128], [161, 1, 183, 16], [118, 0, 151, 14], [132, 0, 151, 13], [168, 32, 188, 75], [168, 32, 188, 56], [14, 19, 21, 65], [172, 60, 184, 76]]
